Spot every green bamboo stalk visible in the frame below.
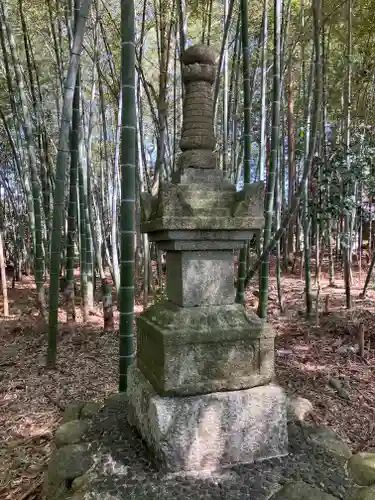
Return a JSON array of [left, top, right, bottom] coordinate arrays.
[[343, 0, 352, 309], [65, 0, 81, 323], [78, 140, 88, 321], [303, 53, 314, 317], [119, 0, 136, 392], [258, 0, 268, 183], [235, 0, 251, 305], [258, 0, 282, 319]]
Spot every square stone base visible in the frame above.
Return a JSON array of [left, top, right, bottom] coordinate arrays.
[[127, 365, 288, 472]]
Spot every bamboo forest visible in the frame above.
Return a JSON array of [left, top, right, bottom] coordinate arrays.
[[2, 0, 375, 499]]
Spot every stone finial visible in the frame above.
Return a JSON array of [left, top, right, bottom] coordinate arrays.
[[179, 44, 217, 171]]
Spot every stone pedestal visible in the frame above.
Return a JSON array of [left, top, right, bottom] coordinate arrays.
[[128, 366, 288, 472], [127, 43, 288, 472], [137, 302, 275, 396]]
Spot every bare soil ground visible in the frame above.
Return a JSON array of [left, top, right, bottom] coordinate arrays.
[[1, 260, 375, 500]]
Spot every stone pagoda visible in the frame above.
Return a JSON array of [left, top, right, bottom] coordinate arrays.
[[127, 44, 288, 472]]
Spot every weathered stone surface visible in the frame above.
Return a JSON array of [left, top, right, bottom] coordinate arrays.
[[287, 396, 313, 423], [127, 365, 287, 472], [71, 472, 96, 492], [55, 420, 89, 448], [45, 482, 69, 500], [348, 453, 375, 486], [232, 182, 265, 219], [140, 178, 264, 234], [150, 230, 255, 246], [44, 444, 93, 498], [346, 487, 365, 500], [136, 302, 275, 396], [80, 401, 103, 419], [270, 481, 339, 499], [338, 387, 351, 400], [62, 402, 85, 424], [182, 44, 216, 66], [103, 391, 128, 408], [346, 486, 375, 500], [166, 250, 234, 307], [141, 214, 264, 232], [171, 167, 231, 186], [68, 492, 87, 500], [178, 148, 215, 167], [181, 102, 213, 116], [161, 240, 245, 251], [306, 425, 351, 462], [182, 63, 216, 83], [179, 47, 215, 151], [180, 135, 216, 151], [328, 376, 343, 390], [140, 191, 158, 221]]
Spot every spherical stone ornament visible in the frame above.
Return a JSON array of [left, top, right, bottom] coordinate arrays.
[[182, 64, 215, 84], [182, 44, 216, 66]]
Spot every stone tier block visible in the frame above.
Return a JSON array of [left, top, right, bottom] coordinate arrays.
[[166, 250, 234, 307], [171, 166, 232, 185], [140, 174, 265, 235], [127, 365, 288, 472], [142, 214, 264, 232], [136, 302, 275, 396], [149, 229, 257, 245]]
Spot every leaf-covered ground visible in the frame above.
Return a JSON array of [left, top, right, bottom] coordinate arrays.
[[0, 259, 375, 500]]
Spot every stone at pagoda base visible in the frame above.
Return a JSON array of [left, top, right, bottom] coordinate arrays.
[[136, 302, 275, 397], [127, 365, 288, 472]]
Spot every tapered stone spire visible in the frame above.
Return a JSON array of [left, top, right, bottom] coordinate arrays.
[[178, 44, 217, 171]]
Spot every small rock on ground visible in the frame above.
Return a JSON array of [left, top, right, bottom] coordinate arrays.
[[71, 472, 96, 492], [346, 486, 375, 500], [306, 425, 352, 462], [55, 420, 89, 448], [287, 396, 313, 423], [269, 480, 339, 499], [62, 402, 85, 424], [68, 492, 87, 500], [103, 392, 128, 409], [329, 377, 343, 390], [45, 444, 93, 498], [348, 453, 375, 486], [81, 401, 103, 419]]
